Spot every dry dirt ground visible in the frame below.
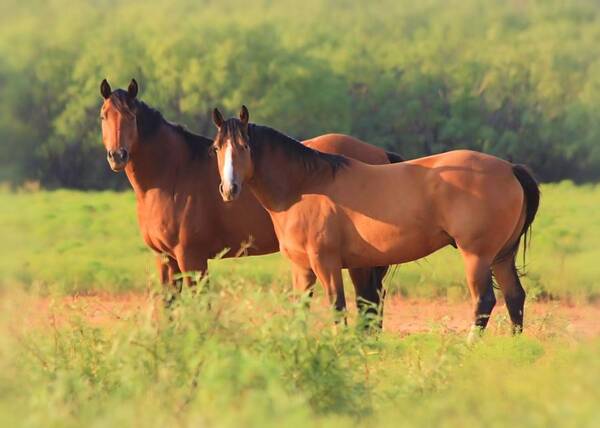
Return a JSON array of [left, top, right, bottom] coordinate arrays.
[[11, 293, 600, 340]]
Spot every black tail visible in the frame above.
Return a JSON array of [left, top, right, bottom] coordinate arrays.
[[386, 151, 404, 163], [511, 164, 540, 263]]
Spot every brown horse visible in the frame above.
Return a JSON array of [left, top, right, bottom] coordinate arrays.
[[211, 106, 540, 336], [99, 79, 399, 318]]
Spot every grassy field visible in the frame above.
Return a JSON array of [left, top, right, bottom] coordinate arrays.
[[1, 182, 599, 300], [0, 285, 598, 427], [0, 184, 599, 427]]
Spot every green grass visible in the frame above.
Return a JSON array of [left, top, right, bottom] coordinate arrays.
[[0, 284, 598, 427], [0, 184, 599, 427], [1, 182, 599, 300]]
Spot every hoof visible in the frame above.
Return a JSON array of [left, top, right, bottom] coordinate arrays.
[[512, 324, 523, 335], [163, 292, 177, 308], [467, 325, 484, 345]]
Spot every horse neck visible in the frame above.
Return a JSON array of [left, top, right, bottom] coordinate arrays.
[[248, 143, 309, 212], [124, 124, 193, 198]]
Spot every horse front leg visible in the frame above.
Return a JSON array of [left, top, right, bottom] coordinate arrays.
[[156, 254, 170, 285], [175, 247, 209, 290], [291, 263, 317, 307], [156, 254, 182, 306], [309, 253, 347, 325]]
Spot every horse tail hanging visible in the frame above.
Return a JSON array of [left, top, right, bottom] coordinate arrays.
[[511, 164, 541, 264]]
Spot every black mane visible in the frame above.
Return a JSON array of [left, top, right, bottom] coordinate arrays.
[[109, 89, 211, 159], [247, 123, 349, 176]]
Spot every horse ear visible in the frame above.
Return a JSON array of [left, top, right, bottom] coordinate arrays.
[[100, 79, 112, 99], [239, 105, 249, 127], [212, 108, 224, 128], [128, 79, 138, 99]]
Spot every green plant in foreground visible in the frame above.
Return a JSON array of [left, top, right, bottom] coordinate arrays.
[[1, 281, 599, 427]]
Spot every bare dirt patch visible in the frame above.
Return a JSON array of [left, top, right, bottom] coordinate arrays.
[[384, 296, 600, 339], [9, 292, 600, 339]]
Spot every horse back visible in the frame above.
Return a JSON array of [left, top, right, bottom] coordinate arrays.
[[303, 134, 390, 165]]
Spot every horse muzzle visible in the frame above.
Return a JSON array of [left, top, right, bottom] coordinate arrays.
[[219, 181, 240, 202], [107, 148, 129, 171]]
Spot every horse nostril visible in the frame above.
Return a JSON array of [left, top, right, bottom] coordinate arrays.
[[107, 149, 129, 167], [231, 183, 239, 195], [219, 183, 225, 196]]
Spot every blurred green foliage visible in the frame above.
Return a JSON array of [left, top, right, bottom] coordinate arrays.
[[1, 0, 600, 188]]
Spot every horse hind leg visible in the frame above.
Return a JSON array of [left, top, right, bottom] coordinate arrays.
[[492, 254, 526, 334], [461, 252, 496, 341]]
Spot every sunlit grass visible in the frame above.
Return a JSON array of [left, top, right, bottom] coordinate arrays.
[[1, 182, 599, 300]]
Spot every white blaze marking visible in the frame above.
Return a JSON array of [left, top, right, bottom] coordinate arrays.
[[223, 141, 234, 187]]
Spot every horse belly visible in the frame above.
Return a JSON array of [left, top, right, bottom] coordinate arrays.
[[218, 230, 279, 258], [341, 221, 448, 268]]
